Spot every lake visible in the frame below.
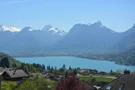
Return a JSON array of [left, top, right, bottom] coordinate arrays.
[[16, 56, 135, 72]]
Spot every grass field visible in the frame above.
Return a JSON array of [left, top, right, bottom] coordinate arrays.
[[80, 76, 115, 82], [1, 81, 16, 90]]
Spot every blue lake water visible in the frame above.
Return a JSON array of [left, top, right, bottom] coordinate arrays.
[[16, 56, 135, 72]]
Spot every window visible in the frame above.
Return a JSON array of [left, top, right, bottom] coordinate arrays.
[[118, 87, 122, 90], [119, 82, 125, 90], [106, 85, 112, 90]]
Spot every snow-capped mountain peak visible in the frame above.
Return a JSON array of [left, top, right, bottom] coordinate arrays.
[[42, 25, 53, 31], [0, 24, 67, 36], [21, 27, 34, 32], [0, 25, 21, 32], [42, 25, 67, 36]]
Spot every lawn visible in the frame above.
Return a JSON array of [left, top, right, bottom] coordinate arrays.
[[1, 81, 16, 90], [80, 76, 114, 82]]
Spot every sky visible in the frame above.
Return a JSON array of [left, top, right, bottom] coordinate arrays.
[[0, 0, 135, 32]]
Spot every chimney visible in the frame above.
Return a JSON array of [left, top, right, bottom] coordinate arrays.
[[13, 69, 16, 75], [122, 82, 125, 88], [124, 69, 130, 75]]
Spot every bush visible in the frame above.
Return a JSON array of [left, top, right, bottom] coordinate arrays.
[[16, 76, 54, 90], [55, 76, 87, 90], [1, 81, 16, 90]]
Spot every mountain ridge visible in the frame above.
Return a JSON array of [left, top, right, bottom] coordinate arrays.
[[0, 21, 135, 56], [0, 25, 67, 36]]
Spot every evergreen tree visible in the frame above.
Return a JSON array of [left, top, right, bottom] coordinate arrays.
[[69, 66, 72, 70], [0, 57, 10, 68], [12, 63, 17, 68], [73, 68, 77, 76], [42, 64, 45, 70], [62, 64, 66, 68], [24, 66, 29, 74], [47, 65, 50, 70]]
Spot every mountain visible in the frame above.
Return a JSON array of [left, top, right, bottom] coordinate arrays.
[[0, 25, 21, 32], [115, 48, 135, 65], [42, 25, 67, 36], [1, 22, 135, 56], [55, 21, 121, 54], [0, 25, 67, 56], [114, 24, 135, 52]]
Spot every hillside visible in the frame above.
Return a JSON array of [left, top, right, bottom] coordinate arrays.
[[75, 48, 135, 65], [0, 52, 47, 73], [115, 48, 135, 65], [1, 22, 135, 65], [0, 52, 21, 68], [55, 21, 121, 53], [114, 24, 135, 52], [1, 22, 135, 55], [0, 25, 67, 56]]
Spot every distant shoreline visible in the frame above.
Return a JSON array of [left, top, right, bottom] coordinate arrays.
[[14, 54, 133, 66]]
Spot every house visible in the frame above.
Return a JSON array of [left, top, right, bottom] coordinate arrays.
[[99, 70, 135, 90], [89, 69, 98, 74], [79, 69, 90, 74], [84, 81, 97, 90], [0, 67, 5, 75], [98, 71, 108, 75], [1, 69, 29, 81]]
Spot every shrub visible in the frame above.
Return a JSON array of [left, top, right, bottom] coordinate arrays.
[[55, 76, 87, 90]]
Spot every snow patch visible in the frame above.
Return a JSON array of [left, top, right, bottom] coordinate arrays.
[[0, 25, 21, 32]]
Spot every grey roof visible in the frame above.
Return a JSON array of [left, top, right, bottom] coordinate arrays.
[[99, 74, 135, 90], [0, 67, 6, 75], [5, 69, 29, 78]]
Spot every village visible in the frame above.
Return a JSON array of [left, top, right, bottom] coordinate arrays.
[[0, 65, 135, 90]]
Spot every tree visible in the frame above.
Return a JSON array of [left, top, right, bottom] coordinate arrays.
[[30, 66, 36, 73], [73, 68, 78, 76], [59, 68, 65, 73], [77, 67, 80, 70], [69, 66, 72, 70], [12, 63, 17, 68], [24, 66, 29, 74], [47, 65, 51, 71], [50, 67, 54, 73], [0, 57, 10, 68], [20, 63, 25, 70], [62, 64, 66, 68], [116, 69, 122, 75], [54, 67, 57, 74], [55, 76, 87, 90], [16, 76, 54, 90], [42, 64, 46, 70], [110, 70, 113, 73], [110, 70, 113, 75]]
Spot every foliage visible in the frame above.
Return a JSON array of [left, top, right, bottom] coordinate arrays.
[[0, 52, 21, 68], [47, 65, 51, 71], [73, 68, 78, 76], [59, 68, 65, 73], [1, 81, 16, 90], [0, 57, 10, 68], [0, 52, 45, 74], [80, 76, 114, 83], [110, 70, 122, 76], [75, 48, 135, 65], [62, 64, 66, 68], [16, 76, 54, 90], [24, 66, 29, 74], [55, 76, 87, 90]]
